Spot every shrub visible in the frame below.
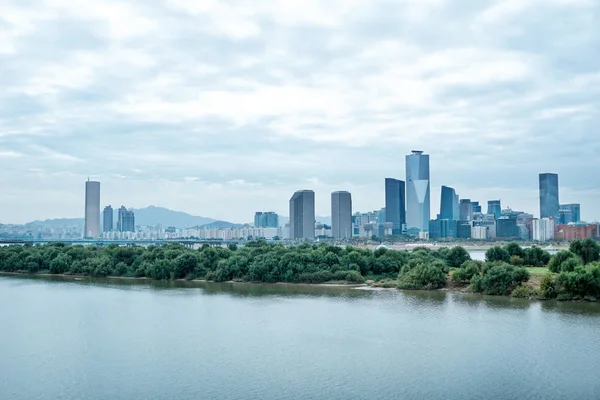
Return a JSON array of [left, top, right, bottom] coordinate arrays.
[[470, 264, 530, 296], [555, 264, 600, 300], [540, 274, 557, 299], [548, 251, 580, 273], [397, 261, 447, 290], [451, 260, 483, 284], [510, 256, 525, 266], [511, 285, 540, 299], [485, 246, 510, 263], [446, 246, 471, 269]]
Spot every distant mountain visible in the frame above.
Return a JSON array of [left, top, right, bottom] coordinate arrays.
[[28, 218, 84, 228], [196, 221, 244, 229], [132, 206, 216, 228]]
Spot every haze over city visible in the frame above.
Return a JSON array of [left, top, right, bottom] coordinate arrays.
[[1, 0, 599, 224]]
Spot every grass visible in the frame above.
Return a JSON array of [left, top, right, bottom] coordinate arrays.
[[526, 267, 551, 276]]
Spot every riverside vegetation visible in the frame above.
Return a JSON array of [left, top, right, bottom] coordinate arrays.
[[1, 239, 599, 301]]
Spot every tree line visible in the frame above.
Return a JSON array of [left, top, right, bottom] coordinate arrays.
[[0, 239, 598, 300]]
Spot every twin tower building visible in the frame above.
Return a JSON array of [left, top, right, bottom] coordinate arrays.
[[290, 151, 430, 240]]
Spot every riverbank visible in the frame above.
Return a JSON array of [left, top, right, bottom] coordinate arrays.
[[0, 270, 563, 300]]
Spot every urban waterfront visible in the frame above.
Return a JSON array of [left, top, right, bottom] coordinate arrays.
[[1, 275, 599, 400]]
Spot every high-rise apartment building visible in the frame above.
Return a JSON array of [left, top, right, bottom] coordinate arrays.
[[117, 206, 135, 232], [103, 205, 113, 232], [331, 191, 352, 239], [539, 173, 559, 219], [459, 199, 473, 221], [532, 218, 555, 242], [406, 151, 430, 232], [440, 186, 458, 220], [385, 178, 406, 235], [560, 204, 581, 223], [84, 180, 101, 238], [289, 190, 315, 240], [487, 200, 502, 219], [254, 212, 279, 228]]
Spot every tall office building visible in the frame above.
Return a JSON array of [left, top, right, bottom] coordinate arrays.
[[440, 186, 458, 220], [103, 205, 113, 232], [289, 190, 315, 239], [84, 180, 101, 238], [331, 191, 352, 239], [487, 200, 502, 219], [459, 199, 473, 221], [254, 212, 279, 228], [406, 151, 430, 232], [471, 201, 482, 214], [539, 173, 559, 219], [560, 204, 581, 223], [532, 218, 555, 242], [117, 206, 135, 232], [385, 178, 406, 235]]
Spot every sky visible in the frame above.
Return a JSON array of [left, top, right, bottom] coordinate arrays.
[[0, 0, 599, 224]]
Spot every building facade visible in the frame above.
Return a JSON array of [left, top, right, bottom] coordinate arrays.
[[459, 199, 473, 222], [385, 178, 406, 235], [440, 186, 458, 220], [532, 218, 555, 242], [254, 212, 279, 228], [289, 190, 315, 240], [117, 206, 135, 232], [331, 191, 352, 240], [103, 205, 113, 232], [539, 173, 559, 219], [405, 151, 430, 232], [84, 180, 101, 238], [496, 216, 519, 238], [560, 204, 581, 223], [487, 200, 502, 219], [429, 219, 457, 239], [556, 224, 598, 241]]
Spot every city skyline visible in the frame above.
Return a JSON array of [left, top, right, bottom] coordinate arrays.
[[1, 1, 598, 225]]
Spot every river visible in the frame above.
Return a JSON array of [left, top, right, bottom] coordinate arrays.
[[1, 275, 599, 400]]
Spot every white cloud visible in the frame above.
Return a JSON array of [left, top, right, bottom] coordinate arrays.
[[0, 0, 598, 223]]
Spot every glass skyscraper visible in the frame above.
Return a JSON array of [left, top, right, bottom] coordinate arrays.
[[254, 212, 279, 228], [385, 178, 406, 235], [331, 191, 352, 239], [440, 186, 458, 220], [459, 199, 472, 221], [406, 151, 430, 232], [560, 204, 581, 223], [487, 200, 502, 219], [539, 173, 559, 219], [103, 205, 113, 232]]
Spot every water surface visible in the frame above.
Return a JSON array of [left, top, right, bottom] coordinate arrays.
[[1, 275, 599, 400]]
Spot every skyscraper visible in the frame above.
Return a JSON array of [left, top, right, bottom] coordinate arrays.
[[539, 173, 559, 219], [459, 199, 472, 221], [471, 201, 482, 214], [487, 200, 502, 219], [385, 178, 406, 235], [560, 204, 581, 223], [406, 151, 430, 232], [440, 186, 458, 220], [103, 205, 113, 232], [84, 180, 100, 238], [255, 212, 279, 228], [117, 206, 135, 232], [331, 191, 352, 239], [289, 190, 315, 239]]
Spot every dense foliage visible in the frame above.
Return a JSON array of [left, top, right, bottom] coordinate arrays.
[[0, 242, 466, 286]]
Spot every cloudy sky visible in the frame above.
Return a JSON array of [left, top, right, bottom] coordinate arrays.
[[1, 0, 599, 224]]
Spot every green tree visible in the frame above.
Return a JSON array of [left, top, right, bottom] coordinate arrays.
[[548, 251, 581, 273], [470, 264, 530, 295], [397, 260, 447, 290], [485, 246, 510, 263], [523, 246, 551, 267], [446, 246, 471, 269], [504, 243, 525, 258], [569, 238, 600, 265]]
